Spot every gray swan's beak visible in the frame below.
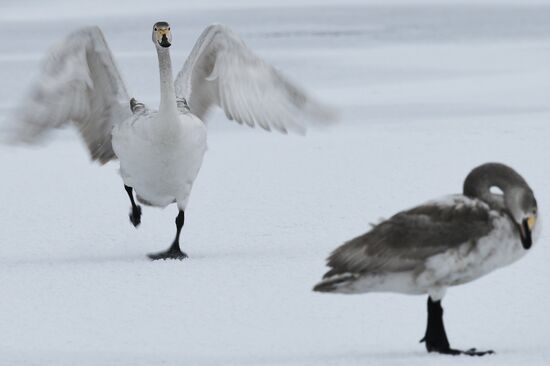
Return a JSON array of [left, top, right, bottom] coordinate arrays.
[[519, 218, 533, 249]]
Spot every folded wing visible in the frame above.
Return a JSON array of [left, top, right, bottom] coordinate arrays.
[[323, 196, 495, 278], [5, 26, 131, 164], [175, 24, 337, 135]]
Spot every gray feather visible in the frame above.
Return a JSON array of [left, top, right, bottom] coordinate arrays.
[[323, 197, 494, 279]]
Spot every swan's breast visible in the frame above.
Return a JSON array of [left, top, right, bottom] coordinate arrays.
[[418, 212, 527, 288], [111, 112, 207, 208]]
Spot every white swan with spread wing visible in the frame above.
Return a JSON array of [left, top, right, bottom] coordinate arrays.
[[7, 22, 336, 260]]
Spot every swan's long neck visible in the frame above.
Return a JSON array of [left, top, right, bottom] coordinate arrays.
[[156, 47, 178, 115], [463, 163, 529, 209]]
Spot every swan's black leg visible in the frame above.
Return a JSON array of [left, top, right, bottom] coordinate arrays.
[[420, 297, 494, 356], [148, 210, 188, 261], [125, 185, 142, 227]]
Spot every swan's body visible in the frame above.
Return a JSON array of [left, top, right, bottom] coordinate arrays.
[[6, 22, 335, 259], [112, 109, 206, 209], [316, 195, 536, 296], [314, 163, 539, 356]]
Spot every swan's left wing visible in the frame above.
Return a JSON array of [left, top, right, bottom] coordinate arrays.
[[174, 24, 337, 134], [4, 26, 131, 164], [322, 196, 495, 278]]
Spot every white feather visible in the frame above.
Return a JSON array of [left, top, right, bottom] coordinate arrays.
[[5, 26, 130, 164], [175, 24, 337, 132], [5, 23, 334, 216]]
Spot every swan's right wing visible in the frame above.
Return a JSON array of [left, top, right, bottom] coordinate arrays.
[[4, 26, 131, 164]]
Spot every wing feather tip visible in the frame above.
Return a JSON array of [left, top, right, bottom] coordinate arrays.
[[313, 272, 357, 293]]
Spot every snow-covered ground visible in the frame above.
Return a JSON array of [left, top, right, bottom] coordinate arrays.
[[1, 1, 550, 365]]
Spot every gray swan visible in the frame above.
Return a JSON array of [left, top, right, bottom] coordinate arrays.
[[314, 163, 539, 356]]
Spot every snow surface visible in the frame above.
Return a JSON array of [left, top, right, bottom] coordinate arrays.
[[1, 1, 550, 365]]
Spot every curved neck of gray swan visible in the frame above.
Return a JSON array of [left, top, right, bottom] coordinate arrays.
[[462, 163, 530, 209]]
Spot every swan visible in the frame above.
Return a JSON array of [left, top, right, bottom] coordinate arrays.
[[5, 22, 335, 260], [313, 163, 540, 356]]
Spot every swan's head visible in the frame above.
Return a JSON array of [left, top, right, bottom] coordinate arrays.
[[505, 187, 538, 250], [464, 163, 538, 250], [152, 21, 172, 48]]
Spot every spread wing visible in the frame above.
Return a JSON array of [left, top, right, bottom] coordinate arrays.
[[174, 24, 337, 135], [323, 196, 495, 278], [4, 26, 131, 164]]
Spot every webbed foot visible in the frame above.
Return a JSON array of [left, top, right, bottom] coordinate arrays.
[[426, 345, 494, 356], [147, 246, 188, 261]]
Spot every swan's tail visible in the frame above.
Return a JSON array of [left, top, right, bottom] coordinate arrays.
[[313, 272, 359, 293]]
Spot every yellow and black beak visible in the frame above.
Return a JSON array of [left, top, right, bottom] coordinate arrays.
[[156, 29, 171, 48], [519, 215, 536, 249]]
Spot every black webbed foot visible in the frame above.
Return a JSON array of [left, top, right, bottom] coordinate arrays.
[[423, 343, 494, 356], [457, 348, 494, 356], [147, 246, 188, 261], [421, 297, 495, 357], [129, 205, 142, 227], [148, 210, 187, 261]]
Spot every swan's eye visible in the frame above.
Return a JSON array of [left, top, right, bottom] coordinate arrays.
[[168, 27, 170, 30], [154, 27, 158, 31]]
